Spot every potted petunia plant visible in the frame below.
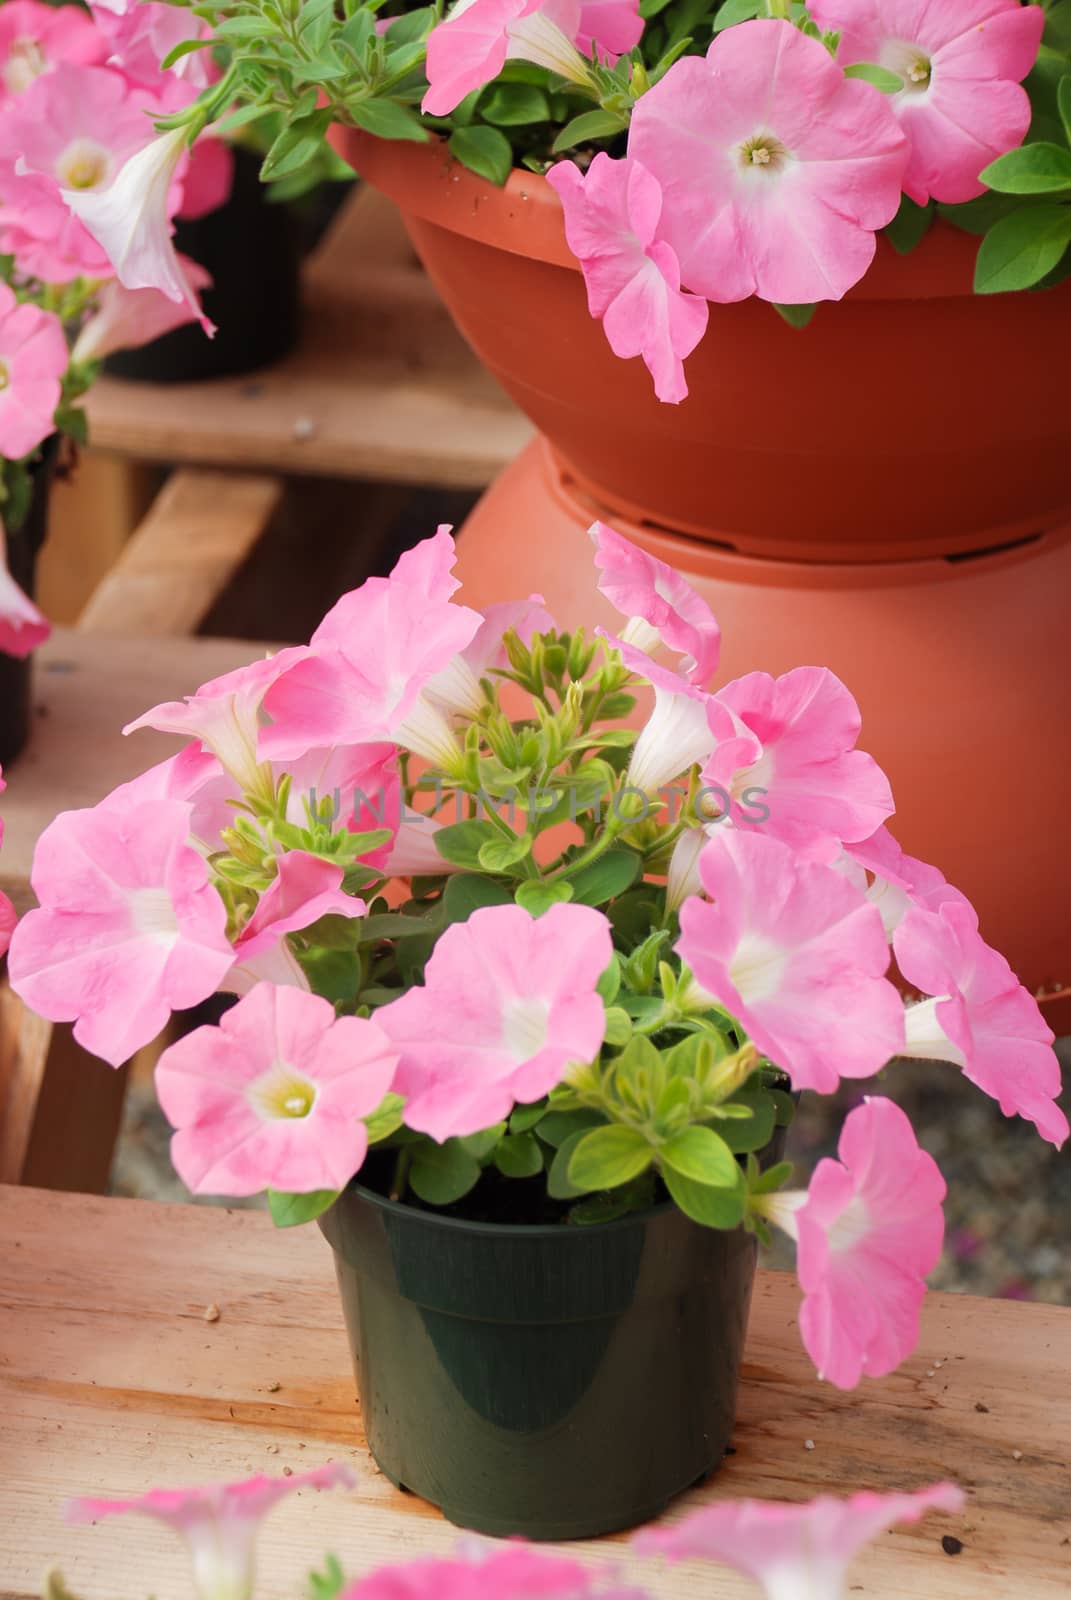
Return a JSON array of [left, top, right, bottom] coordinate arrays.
[[9, 523, 1066, 1539]]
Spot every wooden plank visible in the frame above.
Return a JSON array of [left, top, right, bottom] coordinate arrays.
[[77, 470, 282, 637], [85, 189, 532, 487], [37, 455, 160, 627], [1, 1188, 1067, 1600]]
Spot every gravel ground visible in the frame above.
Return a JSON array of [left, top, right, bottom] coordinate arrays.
[[111, 1045, 1071, 1304]]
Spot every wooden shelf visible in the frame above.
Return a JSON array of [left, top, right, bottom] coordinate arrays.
[[2, 1186, 1068, 1599], [85, 188, 533, 487]]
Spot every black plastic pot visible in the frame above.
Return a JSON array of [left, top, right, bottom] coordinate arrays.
[[320, 1183, 763, 1539], [105, 146, 301, 384], [0, 442, 57, 767]]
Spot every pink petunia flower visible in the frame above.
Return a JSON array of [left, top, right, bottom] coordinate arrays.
[[547, 155, 709, 404], [344, 1547, 649, 1600], [101, 742, 238, 857], [178, 135, 235, 221], [577, 0, 643, 57], [223, 851, 367, 997], [590, 522, 720, 687], [635, 1480, 965, 1596], [156, 982, 398, 1197], [90, 0, 217, 92], [759, 1098, 947, 1390], [0, 283, 66, 461], [382, 812, 464, 878], [627, 18, 907, 304], [0, 515, 51, 658], [808, 0, 1044, 205], [69, 1464, 355, 1600], [839, 823, 971, 939], [71, 256, 213, 364], [375, 902, 612, 1139], [0, 0, 103, 102], [703, 667, 895, 854], [427, 593, 554, 718], [423, 0, 591, 117], [62, 125, 215, 334], [676, 829, 905, 1092], [283, 740, 401, 868], [7, 796, 235, 1067], [895, 900, 1069, 1148]]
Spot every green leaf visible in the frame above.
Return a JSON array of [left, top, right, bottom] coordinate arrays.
[[408, 1140, 481, 1205], [884, 194, 934, 255], [662, 1164, 746, 1229], [975, 203, 1071, 292], [442, 872, 514, 923], [568, 1125, 654, 1192], [216, 14, 281, 38], [659, 1125, 738, 1187], [980, 142, 1071, 195], [260, 110, 333, 182], [268, 1189, 338, 1228], [712, 1091, 776, 1153], [1060, 74, 1071, 147], [550, 109, 628, 154], [603, 1006, 632, 1048], [770, 1088, 796, 1128], [477, 832, 533, 872], [382, 6, 437, 45], [347, 99, 429, 143], [480, 84, 552, 125], [565, 849, 642, 907], [434, 820, 501, 869], [160, 36, 215, 70], [509, 1101, 548, 1135], [357, 912, 433, 942], [748, 1158, 794, 1196], [363, 1092, 406, 1145], [596, 953, 621, 1006], [458, 1123, 508, 1161], [937, 190, 1022, 236], [547, 1128, 597, 1197], [712, 0, 761, 31], [515, 878, 574, 915], [843, 61, 904, 93], [494, 1132, 545, 1178], [448, 125, 513, 186], [773, 302, 817, 329], [539, 1108, 604, 1148]]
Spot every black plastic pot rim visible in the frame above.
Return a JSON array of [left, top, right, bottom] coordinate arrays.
[[344, 1177, 687, 1241]]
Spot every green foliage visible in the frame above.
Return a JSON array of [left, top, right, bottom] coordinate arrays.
[[884, 194, 934, 255], [268, 1189, 339, 1227], [408, 1139, 482, 1204], [974, 202, 1071, 291], [308, 1554, 348, 1600]]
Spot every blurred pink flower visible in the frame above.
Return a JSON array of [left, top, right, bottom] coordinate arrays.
[[69, 1464, 354, 1600], [156, 983, 398, 1196], [676, 829, 905, 1092], [0, 0, 103, 102], [704, 667, 894, 854], [8, 796, 234, 1066], [376, 902, 612, 1139], [90, 0, 217, 91], [178, 136, 235, 221], [635, 1480, 964, 1595], [345, 1546, 649, 1600], [627, 18, 907, 304], [547, 155, 708, 403], [809, 0, 1043, 204], [0, 765, 13, 956], [577, 0, 642, 57], [896, 900, 1069, 1148], [590, 522, 720, 687], [0, 515, 51, 659], [423, 0, 589, 117], [0, 284, 66, 460], [72, 256, 212, 363]]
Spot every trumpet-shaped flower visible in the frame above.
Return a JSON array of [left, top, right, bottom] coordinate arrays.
[[627, 18, 907, 305], [577, 0, 643, 57], [423, 0, 591, 117], [765, 1098, 947, 1389], [232, 852, 366, 969], [102, 742, 237, 856], [895, 901, 1069, 1148], [634, 1480, 965, 1597], [90, 0, 216, 91], [676, 830, 904, 1092], [7, 796, 235, 1067], [428, 593, 553, 717], [69, 1464, 355, 1600], [547, 156, 709, 404], [156, 983, 398, 1196], [704, 668, 894, 853], [283, 741, 401, 868], [391, 522, 462, 599], [0, 515, 51, 658], [346, 1547, 650, 1600], [590, 522, 720, 686], [0, 1, 103, 102], [71, 256, 212, 363], [375, 902, 612, 1139], [0, 284, 66, 461], [260, 577, 482, 767], [63, 124, 215, 334], [808, 0, 1044, 205], [840, 824, 971, 938]]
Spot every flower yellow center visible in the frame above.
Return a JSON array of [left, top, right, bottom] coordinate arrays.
[[739, 134, 787, 173], [882, 39, 933, 93], [252, 1066, 318, 1121], [3, 38, 47, 95], [57, 139, 112, 191], [0, 361, 9, 393], [906, 53, 931, 88]]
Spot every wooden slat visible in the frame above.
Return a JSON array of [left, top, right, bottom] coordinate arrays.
[[0, 1187, 1067, 1600], [85, 188, 532, 487], [77, 469, 282, 637]]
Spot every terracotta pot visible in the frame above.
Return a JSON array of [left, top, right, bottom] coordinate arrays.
[[450, 438, 1071, 1030], [333, 130, 1071, 563]]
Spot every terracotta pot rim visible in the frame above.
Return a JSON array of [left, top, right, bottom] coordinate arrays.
[[337, 127, 984, 299]]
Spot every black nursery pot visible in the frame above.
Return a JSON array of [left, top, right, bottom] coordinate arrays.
[[105, 146, 300, 384], [320, 1183, 762, 1540], [0, 443, 57, 766]]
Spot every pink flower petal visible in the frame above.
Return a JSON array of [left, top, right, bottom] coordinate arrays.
[[590, 521, 720, 686]]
